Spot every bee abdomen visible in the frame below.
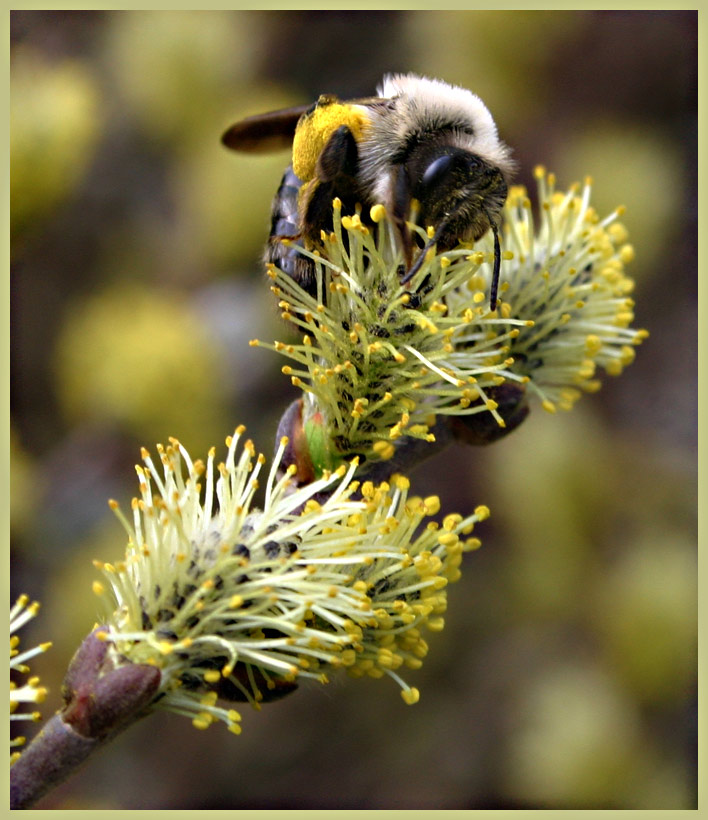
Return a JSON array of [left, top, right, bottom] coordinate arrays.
[[269, 164, 302, 238], [266, 164, 318, 295]]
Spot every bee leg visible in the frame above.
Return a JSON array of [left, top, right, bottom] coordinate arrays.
[[317, 124, 359, 181], [391, 165, 414, 269], [305, 126, 365, 239], [400, 218, 449, 286], [487, 216, 501, 311]]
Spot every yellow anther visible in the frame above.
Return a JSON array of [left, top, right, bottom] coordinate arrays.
[[370, 203, 386, 222], [401, 687, 420, 705]]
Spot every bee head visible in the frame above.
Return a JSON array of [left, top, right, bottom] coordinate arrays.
[[406, 145, 508, 248]]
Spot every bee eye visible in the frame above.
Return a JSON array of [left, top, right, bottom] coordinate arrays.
[[421, 154, 454, 188]]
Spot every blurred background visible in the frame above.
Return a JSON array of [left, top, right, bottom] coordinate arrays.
[[10, 10, 697, 809]]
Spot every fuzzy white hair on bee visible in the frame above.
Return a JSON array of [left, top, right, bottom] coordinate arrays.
[[378, 73, 514, 173], [360, 73, 515, 204]]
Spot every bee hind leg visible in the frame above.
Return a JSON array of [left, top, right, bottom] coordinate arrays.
[[304, 126, 367, 241], [317, 124, 359, 181]]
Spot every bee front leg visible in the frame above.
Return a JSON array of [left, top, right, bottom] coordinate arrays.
[[391, 165, 414, 270]]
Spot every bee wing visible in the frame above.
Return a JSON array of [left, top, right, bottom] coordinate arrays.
[[221, 105, 311, 153], [349, 95, 394, 106], [221, 92, 396, 153]]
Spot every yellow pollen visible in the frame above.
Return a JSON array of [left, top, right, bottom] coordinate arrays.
[[620, 244, 635, 264], [372, 441, 395, 460], [401, 687, 420, 705], [474, 505, 491, 521]]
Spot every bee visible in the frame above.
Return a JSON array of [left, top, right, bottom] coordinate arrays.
[[222, 73, 514, 308]]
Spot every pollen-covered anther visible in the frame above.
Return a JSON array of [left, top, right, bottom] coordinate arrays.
[[370, 203, 386, 222], [401, 687, 420, 705], [437, 531, 459, 547]]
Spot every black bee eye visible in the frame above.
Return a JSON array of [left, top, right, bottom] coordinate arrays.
[[421, 154, 453, 189]]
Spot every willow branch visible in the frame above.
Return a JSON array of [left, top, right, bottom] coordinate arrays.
[[10, 628, 161, 809]]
